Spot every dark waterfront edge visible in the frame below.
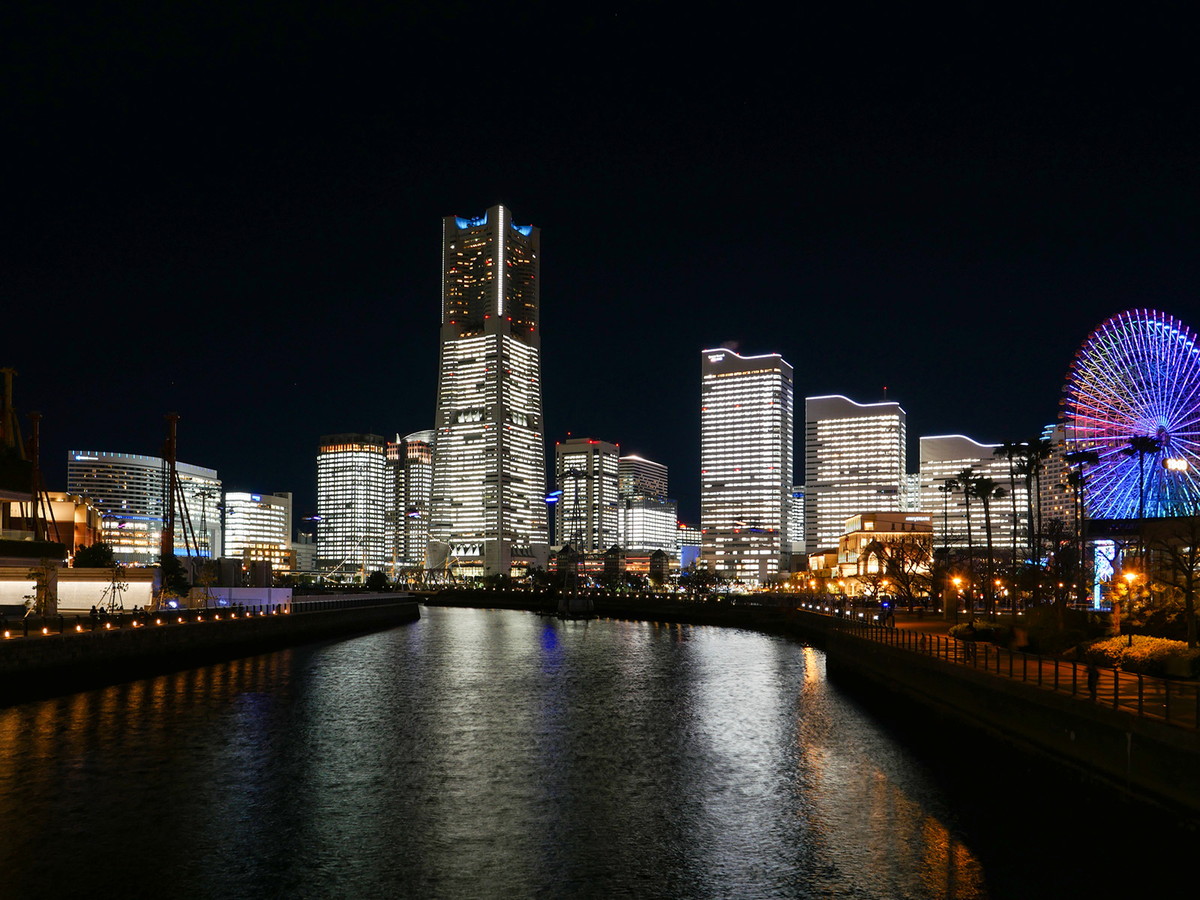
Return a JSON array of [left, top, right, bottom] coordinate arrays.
[[0, 595, 420, 707]]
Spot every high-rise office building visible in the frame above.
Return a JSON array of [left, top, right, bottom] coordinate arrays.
[[555, 438, 620, 551], [224, 491, 293, 570], [67, 450, 222, 564], [316, 434, 388, 580], [919, 434, 1027, 554], [700, 348, 794, 583], [430, 205, 548, 576], [619, 455, 668, 501], [787, 485, 805, 556], [1039, 423, 1071, 533], [804, 395, 906, 554], [387, 430, 435, 573], [618, 454, 678, 554]]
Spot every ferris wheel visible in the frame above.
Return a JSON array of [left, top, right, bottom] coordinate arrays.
[[1062, 308, 1200, 519]]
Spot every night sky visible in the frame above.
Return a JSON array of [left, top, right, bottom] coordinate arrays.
[[6, 3, 1199, 524]]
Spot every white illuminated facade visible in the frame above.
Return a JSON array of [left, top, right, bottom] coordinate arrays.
[[224, 491, 292, 569], [316, 434, 388, 580], [919, 434, 1028, 554], [1039, 423, 1071, 532], [555, 438, 620, 551], [430, 205, 548, 576], [700, 348, 794, 584], [618, 454, 678, 554], [387, 430, 434, 572], [67, 450, 222, 564], [788, 485, 804, 556], [619, 455, 668, 501], [804, 395, 906, 554]]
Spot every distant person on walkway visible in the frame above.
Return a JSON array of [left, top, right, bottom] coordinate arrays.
[[1087, 661, 1100, 701]]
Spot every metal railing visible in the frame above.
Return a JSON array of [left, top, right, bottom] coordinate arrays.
[[837, 619, 1200, 731]]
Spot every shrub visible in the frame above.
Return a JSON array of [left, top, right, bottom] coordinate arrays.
[[1082, 635, 1200, 678]]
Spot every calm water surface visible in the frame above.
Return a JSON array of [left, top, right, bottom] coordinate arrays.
[[0, 607, 1176, 898]]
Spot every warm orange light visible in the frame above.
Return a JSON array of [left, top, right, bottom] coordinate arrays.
[[1124, 571, 1138, 584]]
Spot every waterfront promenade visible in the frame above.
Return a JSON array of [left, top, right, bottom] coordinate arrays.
[[833, 609, 1200, 731]]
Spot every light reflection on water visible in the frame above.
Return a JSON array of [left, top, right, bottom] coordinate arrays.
[[0, 607, 1041, 897]]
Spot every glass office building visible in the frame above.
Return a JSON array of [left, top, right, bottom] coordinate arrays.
[[67, 450, 222, 564], [430, 205, 548, 576], [316, 434, 388, 580], [804, 395, 906, 554], [555, 438, 620, 551], [224, 491, 293, 569], [700, 348, 794, 584]]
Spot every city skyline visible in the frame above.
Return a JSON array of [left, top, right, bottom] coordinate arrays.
[[7, 6, 1198, 526]]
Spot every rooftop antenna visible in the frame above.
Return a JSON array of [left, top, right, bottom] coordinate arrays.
[[882, 385, 889, 401], [27, 412, 61, 544], [0, 368, 23, 456]]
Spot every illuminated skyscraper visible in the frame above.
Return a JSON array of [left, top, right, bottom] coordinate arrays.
[[555, 438, 620, 551], [387, 430, 434, 572], [316, 434, 387, 580], [430, 205, 548, 575], [67, 450, 222, 564], [804, 395, 906, 553], [224, 491, 293, 570], [700, 348, 794, 583], [918, 434, 1027, 554], [618, 454, 678, 555]]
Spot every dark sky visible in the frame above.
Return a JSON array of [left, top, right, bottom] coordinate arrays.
[[5, 3, 1199, 523]]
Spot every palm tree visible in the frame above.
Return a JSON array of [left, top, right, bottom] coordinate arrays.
[[972, 476, 1007, 617], [1017, 439, 1053, 604], [994, 442, 1025, 565], [954, 468, 980, 611], [1064, 449, 1100, 606], [1122, 434, 1163, 565]]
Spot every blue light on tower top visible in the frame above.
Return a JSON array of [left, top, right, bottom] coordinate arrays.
[[455, 213, 488, 229]]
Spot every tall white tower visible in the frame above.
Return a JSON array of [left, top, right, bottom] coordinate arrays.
[[700, 348, 794, 584], [804, 395, 906, 553], [430, 205, 548, 576], [316, 433, 388, 580]]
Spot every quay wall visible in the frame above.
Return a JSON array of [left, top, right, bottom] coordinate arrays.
[[0, 595, 419, 705], [825, 627, 1200, 821]]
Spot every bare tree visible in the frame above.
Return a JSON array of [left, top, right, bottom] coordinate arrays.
[[1145, 513, 1200, 647]]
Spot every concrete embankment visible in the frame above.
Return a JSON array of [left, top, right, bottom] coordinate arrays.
[[824, 623, 1200, 823], [0, 595, 419, 705]]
